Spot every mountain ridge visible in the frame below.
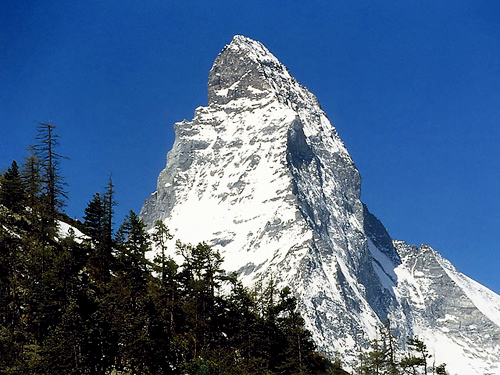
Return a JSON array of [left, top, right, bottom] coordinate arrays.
[[141, 35, 500, 374]]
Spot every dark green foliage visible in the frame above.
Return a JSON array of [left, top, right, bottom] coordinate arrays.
[[103, 176, 116, 249], [152, 220, 174, 284], [1, 125, 450, 375], [84, 190, 115, 284], [358, 336, 387, 375], [0, 205, 28, 374], [400, 336, 429, 375], [355, 324, 449, 375], [83, 193, 106, 240], [20, 153, 42, 220], [111, 211, 153, 373], [435, 363, 448, 375], [0, 160, 25, 213], [0, 187, 450, 375]]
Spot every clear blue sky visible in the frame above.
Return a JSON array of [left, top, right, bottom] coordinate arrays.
[[1, 1, 499, 294]]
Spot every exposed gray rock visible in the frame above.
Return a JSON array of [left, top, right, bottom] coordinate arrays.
[[140, 35, 500, 374]]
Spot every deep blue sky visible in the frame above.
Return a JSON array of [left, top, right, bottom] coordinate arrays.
[[1, 1, 499, 294]]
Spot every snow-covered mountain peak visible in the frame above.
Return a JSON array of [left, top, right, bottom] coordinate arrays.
[[142, 36, 500, 374], [226, 35, 279, 64], [208, 35, 319, 112]]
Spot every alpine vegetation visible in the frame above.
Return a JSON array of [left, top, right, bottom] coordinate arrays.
[[0, 125, 335, 374]]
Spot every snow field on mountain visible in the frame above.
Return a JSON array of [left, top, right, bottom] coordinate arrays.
[[167, 97, 310, 276], [141, 35, 500, 374]]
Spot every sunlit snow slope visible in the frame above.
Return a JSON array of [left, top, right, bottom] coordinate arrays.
[[141, 35, 500, 374]]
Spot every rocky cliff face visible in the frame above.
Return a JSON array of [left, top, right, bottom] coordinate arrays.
[[141, 35, 500, 374], [393, 241, 500, 373]]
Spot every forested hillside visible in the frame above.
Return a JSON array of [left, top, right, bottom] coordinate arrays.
[[0, 123, 341, 374], [0, 123, 447, 375]]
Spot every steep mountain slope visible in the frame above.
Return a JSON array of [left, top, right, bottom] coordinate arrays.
[[141, 35, 500, 374], [393, 241, 500, 374]]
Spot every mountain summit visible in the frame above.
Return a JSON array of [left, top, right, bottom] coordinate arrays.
[[141, 36, 500, 374], [208, 35, 319, 110]]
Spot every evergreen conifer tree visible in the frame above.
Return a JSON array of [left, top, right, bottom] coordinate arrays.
[[83, 192, 112, 283], [151, 220, 173, 284], [273, 286, 328, 375], [0, 161, 25, 213], [112, 211, 153, 373], [31, 122, 67, 222], [20, 153, 42, 220], [435, 363, 448, 375], [103, 176, 115, 245], [400, 336, 429, 375], [381, 320, 400, 375]]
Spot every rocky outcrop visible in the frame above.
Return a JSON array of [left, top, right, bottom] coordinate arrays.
[[141, 35, 500, 374]]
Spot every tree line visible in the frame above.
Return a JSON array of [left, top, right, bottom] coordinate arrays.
[[0, 123, 447, 374], [0, 123, 339, 374], [355, 322, 448, 375]]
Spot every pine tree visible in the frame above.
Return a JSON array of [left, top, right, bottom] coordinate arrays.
[[435, 363, 448, 375], [0, 164, 30, 364], [37, 232, 92, 374], [115, 211, 152, 289], [0, 161, 25, 213], [112, 211, 153, 373], [0, 203, 28, 373], [175, 240, 230, 372], [151, 220, 173, 285], [82, 176, 116, 285], [83, 193, 111, 283], [381, 320, 399, 375], [273, 286, 327, 375], [359, 321, 402, 375], [400, 336, 429, 375], [20, 152, 42, 219], [103, 176, 115, 246], [81, 190, 120, 374], [83, 193, 106, 241], [361, 337, 387, 375], [148, 220, 180, 372], [223, 276, 263, 372], [31, 122, 67, 222]]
